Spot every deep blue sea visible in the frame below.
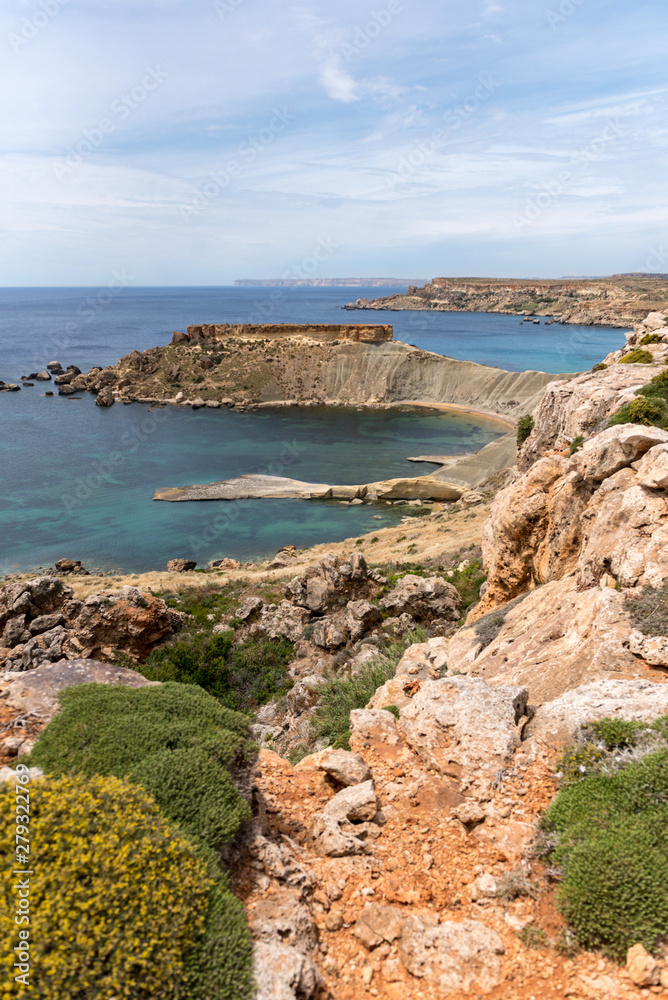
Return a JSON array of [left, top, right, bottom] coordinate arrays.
[[0, 286, 625, 574]]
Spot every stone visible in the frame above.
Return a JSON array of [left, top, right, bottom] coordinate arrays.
[[33, 370, 51, 381], [451, 801, 486, 826], [253, 941, 318, 1000], [312, 614, 349, 649], [369, 636, 449, 711], [235, 596, 264, 620], [249, 888, 317, 952], [629, 629, 668, 667], [353, 904, 406, 949], [634, 442, 668, 489], [345, 599, 381, 641], [254, 601, 310, 642], [399, 676, 528, 797], [0, 658, 156, 723], [626, 944, 660, 987], [0, 383, 20, 391], [350, 708, 402, 746], [28, 613, 67, 635], [322, 779, 377, 823], [530, 678, 668, 746], [381, 575, 461, 621], [574, 425, 668, 482], [208, 557, 241, 570], [95, 386, 115, 406], [54, 558, 89, 575], [46, 361, 63, 371], [268, 548, 298, 570], [167, 558, 197, 572], [398, 916, 504, 994], [317, 749, 371, 786]]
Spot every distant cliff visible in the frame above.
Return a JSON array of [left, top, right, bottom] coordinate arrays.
[[345, 274, 668, 327], [233, 278, 427, 287]]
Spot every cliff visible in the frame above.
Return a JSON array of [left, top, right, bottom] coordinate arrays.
[[345, 274, 668, 327]]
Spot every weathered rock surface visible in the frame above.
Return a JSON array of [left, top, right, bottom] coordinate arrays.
[[399, 676, 528, 798], [317, 749, 371, 786], [166, 558, 197, 572], [368, 636, 448, 711], [0, 577, 183, 670], [528, 678, 668, 746], [0, 658, 156, 722], [399, 916, 504, 994], [380, 574, 461, 622]]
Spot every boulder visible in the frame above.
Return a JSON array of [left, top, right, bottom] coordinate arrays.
[[322, 779, 377, 823], [253, 941, 318, 1000], [95, 386, 114, 406], [0, 658, 156, 723], [33, 370, 51, 381], [529, 678, 668, 746], [574, 424, 668, 482], [167, 558, 197, 572], [345, 599, 380, 641], [235, 596, 263, 620], [317, 749, 371, 786], [399, 676, 528, 797], [312, 614, 349, 649], [399, 916, 504, 994], [628, 629, 668, 667], [634, 442, 668, 489], [353, 904, 406, 949], [54, 558, 89, 576], [253, 601, 311, 643], [369, 636, 449, 711], [208, 557, 241, 570], [626, 944, 660, 987], [381, 575, 461, 621]]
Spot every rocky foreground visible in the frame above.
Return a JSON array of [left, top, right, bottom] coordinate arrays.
[[2, 310, 668, 999], [345, 274, 668, 327]]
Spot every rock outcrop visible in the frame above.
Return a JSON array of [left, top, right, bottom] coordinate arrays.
[[0, 577, 184, 670]]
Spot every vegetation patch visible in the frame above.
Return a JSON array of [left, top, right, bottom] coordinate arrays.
[[618, 348, 654, 364], [568, 435, 584, 455], [0, 774, 214, 1000], [640, 332, 662, 345], [540, 716, 668, 958], [473, 592, 529, 650], [142, 632, 294, 710], [28, 682, 256, 853], [312, 629, 427, 750], [624, 582, 668, 636], [517, 414, 534, 445]]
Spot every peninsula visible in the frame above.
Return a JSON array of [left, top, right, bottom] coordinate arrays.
[[344, 273, 668, 327]]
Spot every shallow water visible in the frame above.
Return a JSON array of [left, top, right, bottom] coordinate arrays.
[[0, 286, 625, 573]]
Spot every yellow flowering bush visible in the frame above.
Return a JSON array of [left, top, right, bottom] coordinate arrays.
[[0, 775, 211, 1000]]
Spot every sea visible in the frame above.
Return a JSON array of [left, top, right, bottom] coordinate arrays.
[[0, 286, 626, 575]]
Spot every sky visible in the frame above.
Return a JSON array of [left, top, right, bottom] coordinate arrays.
[[1, 0, 668, 285]]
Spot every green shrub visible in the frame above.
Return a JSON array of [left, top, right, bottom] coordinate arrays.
[[517, 414, 534, 445], [383, 704, 400, 719], [591, 362, 607, 372], [568, 435, 584, 455], [618, 348, 654, 364], [183, 883, 255, 1000], [554, 742, 605, 785], [625, 582, 668, 636], [557, 808, 668, 958], [542, 749, 668, 957], [583, 717, 644, 750], [650, 368, 668, 384], [142, 633, 294, 710], [446, 557, 487, 612], [640, 332, 662, 345], [607, 396, 668, 430], [313, 631, 426, 749], [0, 775, 211, 1000], [28, 683, 255, 852]]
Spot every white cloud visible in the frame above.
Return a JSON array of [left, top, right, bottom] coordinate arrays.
[[318, 57, 360, 103]]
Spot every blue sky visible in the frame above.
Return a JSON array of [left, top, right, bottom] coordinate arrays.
[[1, 0, 667, 284]]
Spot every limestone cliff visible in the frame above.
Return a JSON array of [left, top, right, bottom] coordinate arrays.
[[346, 274, 668, 327]]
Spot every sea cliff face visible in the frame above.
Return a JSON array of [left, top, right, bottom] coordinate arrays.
[[345, 274, 668, 327]]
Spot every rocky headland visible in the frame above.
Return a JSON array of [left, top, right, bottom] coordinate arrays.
[[345, 274, 668, 327]]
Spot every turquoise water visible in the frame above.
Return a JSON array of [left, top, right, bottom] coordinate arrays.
[[0, 287, 625, 573]]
